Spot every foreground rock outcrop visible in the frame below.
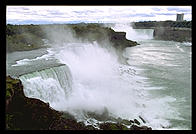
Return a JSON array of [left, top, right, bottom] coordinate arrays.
[[6, 76, 62, 130], [6, 76, 151, 130]]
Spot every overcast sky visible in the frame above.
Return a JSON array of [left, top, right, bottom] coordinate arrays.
[[6, 6, 192, 24]]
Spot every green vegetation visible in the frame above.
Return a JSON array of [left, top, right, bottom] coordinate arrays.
[[6, 23, 139, 53], [6, 24, 46, 52]]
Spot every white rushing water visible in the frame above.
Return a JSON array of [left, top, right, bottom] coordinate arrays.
[[112, 23, 154, 41], [9, 23, 191, 130], [19, 65, 72, 110]]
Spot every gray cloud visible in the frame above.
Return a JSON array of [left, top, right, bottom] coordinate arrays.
[[152, 8, 161, 11]]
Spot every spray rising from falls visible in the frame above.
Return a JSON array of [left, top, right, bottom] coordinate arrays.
[[19, 41, 148, 118], [34, 40, 184, 128], [18, 25, 181, 129], [18, 40, 178, 129], [56, 42, 149, 121]]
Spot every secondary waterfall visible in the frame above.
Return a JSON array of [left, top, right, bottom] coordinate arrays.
[[111, 23, 154, 41]]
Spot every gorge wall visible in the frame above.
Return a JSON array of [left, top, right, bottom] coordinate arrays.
[[132, 21, 192, 42], [153, 27, 191, 42]]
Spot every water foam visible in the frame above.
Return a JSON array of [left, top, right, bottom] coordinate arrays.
[[17, 40, 182, 129], [44, 41, 178, 129], [17, 25, 187, 129]]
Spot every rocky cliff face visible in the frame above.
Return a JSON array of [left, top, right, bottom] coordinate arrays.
[[6, 76, 62, 130], [109, 31, 138, 50], [72, 24, 139, 50], [71, 24, 139, 64], [6, 76, 151, 130]]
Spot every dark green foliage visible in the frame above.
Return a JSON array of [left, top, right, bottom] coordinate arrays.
[[6, 24, 45, 52], [99, 122, 129, 130], [130, 125, 152, 130], [71, 23, 110, 42], [49, 117, 96, 130], [6, 23, 139, 52]]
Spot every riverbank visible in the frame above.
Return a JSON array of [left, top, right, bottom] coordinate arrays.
[[6, 24, 139, 53]]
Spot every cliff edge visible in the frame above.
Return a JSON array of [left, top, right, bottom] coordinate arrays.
[[6, 76, 151, 130]]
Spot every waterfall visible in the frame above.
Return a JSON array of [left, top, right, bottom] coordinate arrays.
[[19, 65, 72, 111]]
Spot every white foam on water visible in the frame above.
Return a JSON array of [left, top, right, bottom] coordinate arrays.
[[17, 24, 190, 130], [21, 76, 67, 110], [111, 23, 154, 41], [175, 44, 185, 52], [182, 42, 192, 47], [42, 41, 180, 130]]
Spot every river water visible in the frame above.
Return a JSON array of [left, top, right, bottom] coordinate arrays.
[[6, 24, 192, 130]]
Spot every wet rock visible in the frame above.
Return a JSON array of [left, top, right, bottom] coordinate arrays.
[[49, 117, 95, 130], [84, 108, 120, 122], [6, 76, 97, 130], [85, 108, 110, 121], [86, 125, 98, 130], [114, 117, 132, 126], [121, 119, 133, 126], [5, 76, 152, 130], [139, 116, 146, 124], [6, 76, 62, 130], [61, 112, 76, 120], [130, 125, 152, 130], [129, 120, 135, 124], [99, 122, 129, 130], [134, 119, 140, 125]]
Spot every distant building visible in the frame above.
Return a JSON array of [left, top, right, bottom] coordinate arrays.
[[176, 13, 184, 21]]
